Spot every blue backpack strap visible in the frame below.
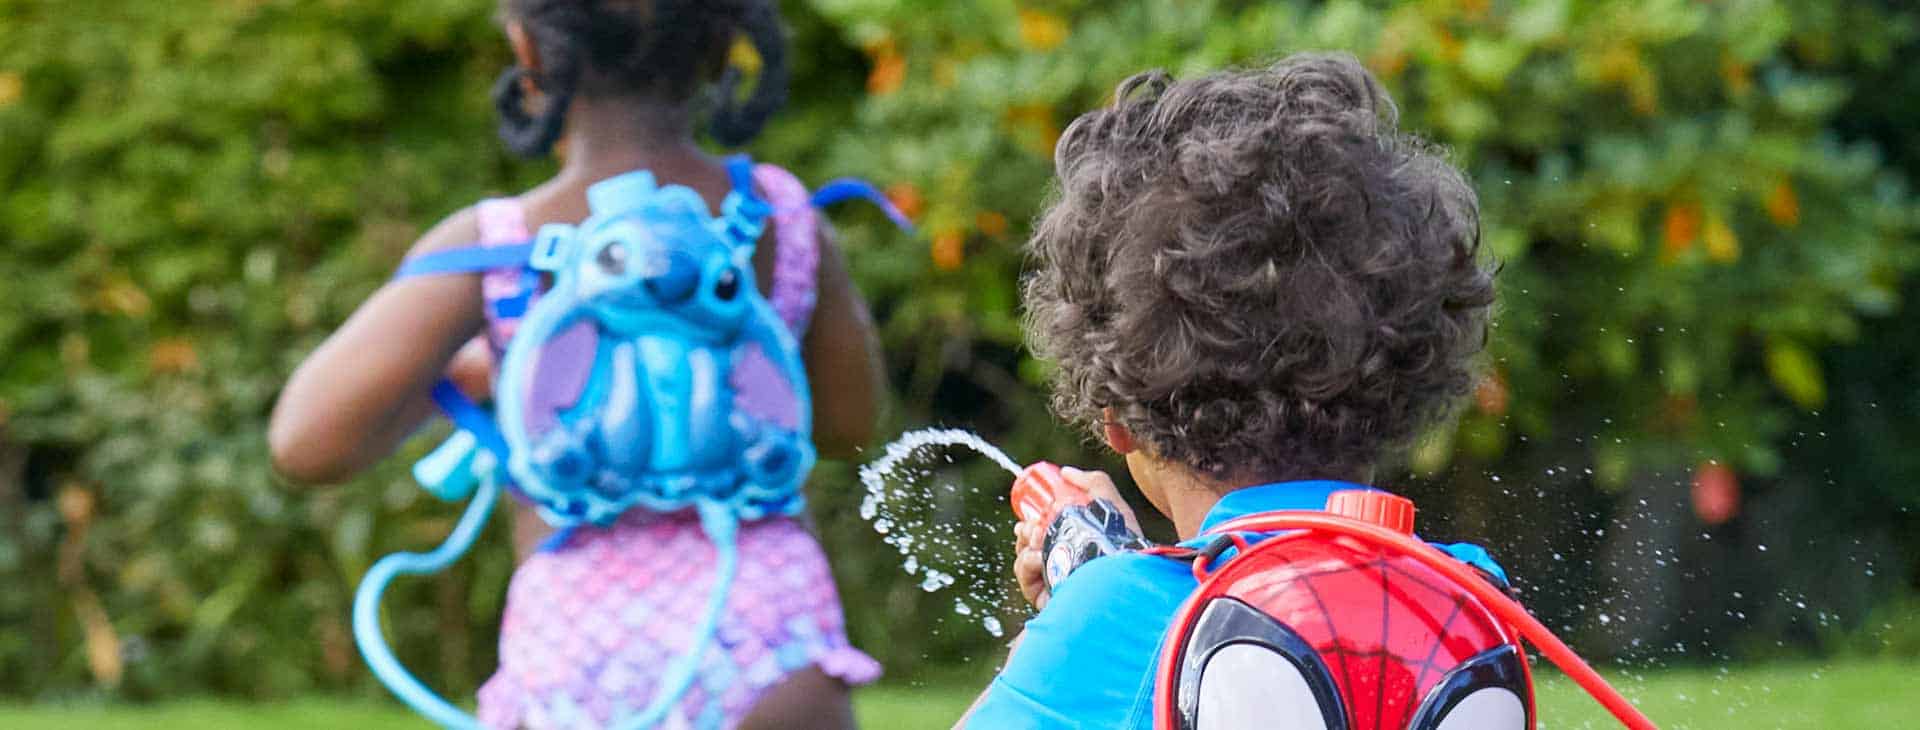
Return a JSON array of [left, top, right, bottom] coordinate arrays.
[[1436, 542, 1510, 588], [725, 153, 760, 201], [809, 178, 916, 232], [719, 155, 772, 247], [428, 379, 510, 461], [392, 242, 536, 280]]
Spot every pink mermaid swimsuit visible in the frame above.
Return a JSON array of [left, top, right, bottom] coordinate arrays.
[[467, 164, 880, 729]]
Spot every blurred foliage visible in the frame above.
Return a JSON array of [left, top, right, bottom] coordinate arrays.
[[2, 0, 1918, 699]]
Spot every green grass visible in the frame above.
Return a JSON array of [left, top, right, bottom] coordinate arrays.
[[1, 660, 1912, 729]]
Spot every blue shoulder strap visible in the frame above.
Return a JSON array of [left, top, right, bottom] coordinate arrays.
[[810, 178, 916, 232], [725, 154, 759, 200], [429, 379, 509, 461], [392, 242, 536, 280]]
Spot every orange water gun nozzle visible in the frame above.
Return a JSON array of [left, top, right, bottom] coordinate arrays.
[[1011, 461, 1085, 525]]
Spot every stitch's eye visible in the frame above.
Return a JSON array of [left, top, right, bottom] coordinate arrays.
[[595, 242, 628, 275], [714, 267, 740, 301]]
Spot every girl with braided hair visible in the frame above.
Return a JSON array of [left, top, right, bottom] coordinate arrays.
[[270, 1, 884, 727]]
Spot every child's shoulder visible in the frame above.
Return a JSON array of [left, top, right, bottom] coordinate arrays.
[[1047, 551, 1197, 622], [405, 204, 488, 258]]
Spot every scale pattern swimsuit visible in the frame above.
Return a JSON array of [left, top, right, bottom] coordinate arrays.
[[469, 165, 881, 730]]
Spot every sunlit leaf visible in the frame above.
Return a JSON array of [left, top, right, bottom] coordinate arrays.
[[1764, 338, 1826, 409]]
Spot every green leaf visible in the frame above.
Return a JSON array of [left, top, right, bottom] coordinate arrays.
[[1764, 338, 1827, 409]]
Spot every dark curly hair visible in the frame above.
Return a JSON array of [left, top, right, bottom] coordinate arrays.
[[1022, 54, 1495, 484], [493, 0, 788, 157]]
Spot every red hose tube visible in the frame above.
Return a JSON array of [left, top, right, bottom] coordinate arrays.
[[1205, 512, 1659, 730]]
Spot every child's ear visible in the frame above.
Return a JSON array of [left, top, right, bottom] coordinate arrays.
[[507, 21, 542, 91], [1101, 408, 1137, 454]]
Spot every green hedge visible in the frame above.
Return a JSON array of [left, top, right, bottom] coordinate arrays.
[[1, 0, 1916, 698]]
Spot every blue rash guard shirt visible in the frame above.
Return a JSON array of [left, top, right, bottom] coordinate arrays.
[[964, 481, 1506, 730]]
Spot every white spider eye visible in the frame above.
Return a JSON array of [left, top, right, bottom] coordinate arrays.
[[1431, 687, 1527, 730], [1195, 643, 1332, 730]]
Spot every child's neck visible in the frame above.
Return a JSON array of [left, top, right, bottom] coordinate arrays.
[[1129, 454, 1228, 541], [555, 96, 707, 184], [1137, 455, 1368, 541], [1164, 487, 1222, 542]]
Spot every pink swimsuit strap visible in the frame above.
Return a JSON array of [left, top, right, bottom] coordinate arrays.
[[749, 163, 822, 335], [474, 199, 535, 352]]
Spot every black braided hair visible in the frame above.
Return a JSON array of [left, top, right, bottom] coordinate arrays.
[[493, 0, 790, 158]]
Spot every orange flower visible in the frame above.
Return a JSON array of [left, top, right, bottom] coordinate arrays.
[[150, 337, 200, 374], [886, 182, 924, 221], [1661, 201, 1701, 259], [1017, 9, 1069, 51], [1473, 369, 1509, 416], [1368, 47, 1408, 79], [975, 210, 1009, 238], [867, 40, 906, 96], [932, 229, 965, 271], [1426, 28, 1459, 62], [1766, 179, 1800, 228]]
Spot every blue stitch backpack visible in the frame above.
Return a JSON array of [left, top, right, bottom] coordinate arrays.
[[351, 156, 906, 729]]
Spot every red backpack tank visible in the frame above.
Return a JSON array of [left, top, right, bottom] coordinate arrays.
[[1151, 491, 1532, 730]]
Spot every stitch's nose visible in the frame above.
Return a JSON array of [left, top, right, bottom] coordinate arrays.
[[644, 251, 700, 303]]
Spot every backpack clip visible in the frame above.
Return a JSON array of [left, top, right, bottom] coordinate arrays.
[[530, 223, 577, 273], [1189, 533, 1251, 581]]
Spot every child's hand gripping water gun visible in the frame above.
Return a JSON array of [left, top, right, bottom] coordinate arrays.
[[1010, 462, 1150, 592]]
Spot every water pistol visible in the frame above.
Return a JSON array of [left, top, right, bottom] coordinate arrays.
[[1010, 461, 1150, 590]]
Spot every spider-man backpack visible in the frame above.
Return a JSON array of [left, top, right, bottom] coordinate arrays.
[[1150, 490, 1532, 730], [1011, 463, 1659, 730]]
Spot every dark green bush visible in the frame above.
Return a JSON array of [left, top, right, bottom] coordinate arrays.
[[2, 0, 1916, 697]]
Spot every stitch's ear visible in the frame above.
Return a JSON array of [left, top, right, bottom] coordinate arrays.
[[530, 223, 576, 273]]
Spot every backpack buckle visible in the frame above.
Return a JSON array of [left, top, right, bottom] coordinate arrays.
[[1190, 533, 1252, 581], [530, 223, 576, 272]]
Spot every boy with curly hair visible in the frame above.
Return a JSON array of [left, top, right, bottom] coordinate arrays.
[[963, 53, 1498, 728]]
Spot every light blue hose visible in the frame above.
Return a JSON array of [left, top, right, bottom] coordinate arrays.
[[614, 501, 740, 730], [353, 476, 744, 730], [353, 477, 500, 730]]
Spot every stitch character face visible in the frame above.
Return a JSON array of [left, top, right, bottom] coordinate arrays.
[[500, 168, 809, 527], [571, 210, 756, 343], [1161, 534, 1534, 730]]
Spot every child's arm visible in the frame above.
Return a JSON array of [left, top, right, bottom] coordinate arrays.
[[268, 209, 488, 484], [799, 229, 883, 459]]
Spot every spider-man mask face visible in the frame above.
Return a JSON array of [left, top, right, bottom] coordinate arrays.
[[1158, 534, 1535, 730]]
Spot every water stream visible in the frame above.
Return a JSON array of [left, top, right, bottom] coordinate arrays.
[[858, 428, 1026, 638]]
